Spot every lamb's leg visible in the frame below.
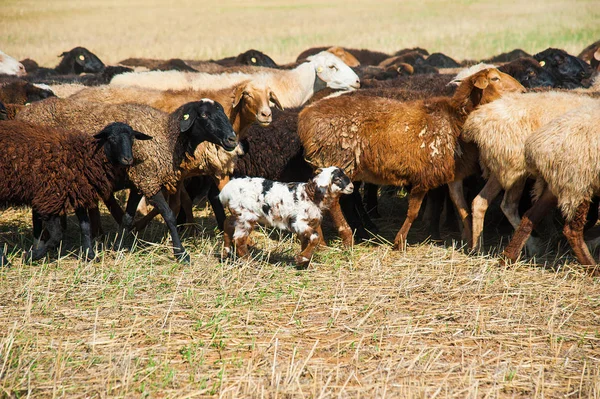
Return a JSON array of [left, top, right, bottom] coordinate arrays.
[[393, 190, 427, 251], [150, 191, 190, 263], [208, 181, 227, 231], [471, 176, 503, 251], [447, 180, 472, 247], [563, 201, 597, 272], [501, 179, 543, 254], [233, 219, 255, 259], [295, 229, 320, 268], [364, 183, 381, 218], [75, 207, 95, 261], [502, 187, 557, 263], [328, 199, 354, 247], [222, 215, 236, 258]]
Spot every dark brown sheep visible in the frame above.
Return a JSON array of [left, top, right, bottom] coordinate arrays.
[[361, 73, 456, 96], [0, 121, 151, 266], [0, 79, 55, 105], [297, 68, 525, 249]]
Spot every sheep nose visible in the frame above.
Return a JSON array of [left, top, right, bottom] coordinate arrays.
[[260, 109, 272, 119], [120, 156, 133, 166]]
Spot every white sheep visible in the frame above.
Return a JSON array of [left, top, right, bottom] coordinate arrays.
[[219, 166, 354, 267], [0, 50, 26, 76], [110, 51, 360, 108]]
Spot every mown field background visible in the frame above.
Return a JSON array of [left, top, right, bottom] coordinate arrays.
[[1, 0, 600, 397]]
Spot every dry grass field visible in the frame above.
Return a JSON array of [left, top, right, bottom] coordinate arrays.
[[2, 0, 600, 398]]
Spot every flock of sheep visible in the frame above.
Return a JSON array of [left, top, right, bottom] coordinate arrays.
[[0, 41, 599, 273]]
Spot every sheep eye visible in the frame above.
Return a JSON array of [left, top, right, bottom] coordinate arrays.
[[329, 65, 337, 71], [491, 77, 500, 82]]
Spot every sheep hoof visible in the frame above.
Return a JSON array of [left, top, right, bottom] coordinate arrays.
[[393, 240, 407, 251], [176, 250, 191, 264], [498, 252, 516, 267], [24, 248, 46, 263], [294, 255, 311, 269]]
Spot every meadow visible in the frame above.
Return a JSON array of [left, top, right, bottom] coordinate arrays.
[[1, 0, 600, 397]]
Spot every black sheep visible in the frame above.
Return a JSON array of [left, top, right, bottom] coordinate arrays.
[[0, 79, 55, 105], [26, 47, 105, 77], [498, 57, 557, 88], [534, 48, 593, 89], [23, 65, 133, 86], [424, 53, 461, 68], [0, 121, 152, 266]]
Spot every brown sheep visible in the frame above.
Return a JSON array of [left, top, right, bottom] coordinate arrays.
[[297, 68, 525, 249]]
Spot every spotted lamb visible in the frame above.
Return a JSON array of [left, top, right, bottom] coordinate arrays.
[[219, 166, 353, 267]]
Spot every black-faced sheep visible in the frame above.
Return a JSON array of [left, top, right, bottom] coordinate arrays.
[[534, 48, 593, 89], [501, 103, 600, 274], [216, 49, 278, 68], [17, 97, 237, 262], [0, 50, 26, 76], [26, 47, 105, 77], [463, 91, 600, 253], [0, 121, 151, 266], [219, 166, 353, 267], [497, 57, 557, 88], [298, 68, 525, 249]]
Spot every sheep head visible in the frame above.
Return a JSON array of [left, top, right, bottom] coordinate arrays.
[[326, 47, 360, 67], [93, 122, 152, 167], [232, 80, 282, 130], [0, 50, 26, 77], [56, 46, 105, 75], [179, 99, 238, 153], [308, 51, 361, 90], [453, 68, 524, 115]]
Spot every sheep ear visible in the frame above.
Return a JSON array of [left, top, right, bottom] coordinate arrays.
[[473, 75, 489, 89], [269, 91, 283, 110], [180, 111, 197, 132], [594, 49, 600, 62], [58, 51, 68, 58], [133, 130, 153, 141], [233, 86, 246, 108]]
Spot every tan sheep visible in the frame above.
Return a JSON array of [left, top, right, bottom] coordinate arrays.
[[462, 91, 600, 253], [501, 103, 600, 274]]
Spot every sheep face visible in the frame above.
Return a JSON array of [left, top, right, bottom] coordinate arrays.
[[499, 58, 557, 88], [466, 68, 525, 107], [179, 100, 238, 152], [534, 48, 593, 88], [233, 81, 283, 127], [93, 122, 152, 166], [56, 47, 105, 75], [314, 166, 354, 196], [0, 50, 26, 77], [235, 49, 277, 68], [308, 51, 361, 90], [326, 47, 361, 67]]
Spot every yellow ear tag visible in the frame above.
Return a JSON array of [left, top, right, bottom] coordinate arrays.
[[183, 114, 189, 120], [251, 57, 256, 63], [79, 55, 85, 60], [317, 66, 323, 73], [539, 60, 545, 67]]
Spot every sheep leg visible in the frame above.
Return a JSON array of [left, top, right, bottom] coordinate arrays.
[[502, 187, 556, 263], [134, 190, 182, 232], [563, 201, 598, 272], [233, 219, 255, 259], [393, 190, 427, 251], [121, 190, 143, 230], [103, 194, 125, 225], [447, 180, 472, 247], [75, 207, 96, 261], [295, 229, 320, 268], [471, 176, 503, 251], [328, 199, 354, 247], [29, 215, 62, 261], [150, 191, 190, 263], [339, 193, 369, 240], [502, 179, 543, 255], [180, 187, 195, 225], [88, 207, 103, 238], [364, 183, 381, 218], [208, 181, 227, 231], [422, 188, 443, 241], [222, 215, 236, 258]]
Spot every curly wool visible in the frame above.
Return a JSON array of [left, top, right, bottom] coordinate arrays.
[[0, 121, 117, 216]]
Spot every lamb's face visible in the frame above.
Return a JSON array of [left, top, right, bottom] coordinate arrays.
[[0, 50, 26, 77], [309, 51, 360, 90], [180, 99, 238, 152], [314, 166, 353, 196], [93, 122, 152, 166]]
